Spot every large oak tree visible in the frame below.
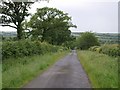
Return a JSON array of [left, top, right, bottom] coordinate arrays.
[[28, 7, 77, 45], [0, 0, 33, 40]]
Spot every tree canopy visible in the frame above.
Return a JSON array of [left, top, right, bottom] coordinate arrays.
[[27, 7, 77, 45], [0, 1, 33, 40], [76, 32, 100, 50]]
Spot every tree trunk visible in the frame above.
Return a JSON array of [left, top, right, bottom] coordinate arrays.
[[17, 24, 22, 40]]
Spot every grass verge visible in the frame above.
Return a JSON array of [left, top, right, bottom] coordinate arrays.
[[0, 64, 2, 90], [2, 51, 69, 88], [77, 50, 118, 88]]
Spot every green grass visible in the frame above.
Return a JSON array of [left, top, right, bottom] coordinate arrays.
[[77, 50, 118, 88], [0, 67, 1, 88], [0, 41, 2, 90], [2, 51, 69, 88]]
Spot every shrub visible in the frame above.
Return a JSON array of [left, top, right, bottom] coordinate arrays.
[[89, 44, 120, 57], [96, 47, 102, 53], [89, 46, 99, 51], [2, 40, 67, 60], [76, 32, 100, 50]]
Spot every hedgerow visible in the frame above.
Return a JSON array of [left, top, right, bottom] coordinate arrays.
[[89, 44, 120, 57], [2, 40, 67, 60]]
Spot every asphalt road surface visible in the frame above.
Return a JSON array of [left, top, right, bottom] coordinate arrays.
[[23, 50, 91, 88]]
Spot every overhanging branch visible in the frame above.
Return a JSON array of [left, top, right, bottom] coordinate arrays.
[[1, 24, 17, 29]]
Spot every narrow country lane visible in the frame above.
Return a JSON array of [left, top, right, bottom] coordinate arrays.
[[23, 50, 91, 88]]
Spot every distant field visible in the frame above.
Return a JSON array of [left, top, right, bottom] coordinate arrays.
[[1, 31, 119, 44], [72, 32, 119, 44]]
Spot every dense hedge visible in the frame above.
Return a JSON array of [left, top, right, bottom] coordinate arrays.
[[89, 44, 120, 57], [2, 40, 68, 60]]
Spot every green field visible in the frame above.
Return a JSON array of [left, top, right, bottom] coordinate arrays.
[[1, 31, 119, 44], [72, 32, 119, 44], [77, 50, 118, 88], [2, 51, 68, 88]]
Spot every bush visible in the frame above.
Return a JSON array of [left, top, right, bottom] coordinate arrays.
[[76, 32, 100, 50], [89, 46, 100, 51], [2, 40, 67, 60], [89, 44, 120, 57]]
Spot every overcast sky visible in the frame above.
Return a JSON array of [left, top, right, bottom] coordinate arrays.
[[0, 0, 119, 33]]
